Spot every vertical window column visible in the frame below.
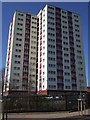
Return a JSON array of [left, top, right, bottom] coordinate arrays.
[[68, 11, 77, 90], [39, 12, 42, 93], [56, 8, 64, 90], [22, 14, 31, 90]]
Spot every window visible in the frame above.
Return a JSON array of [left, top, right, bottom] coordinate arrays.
[[48, 6, 54, 10], [64, 59, 69, 63], [18, 18, 23, 21], [16, 38, 22, 41], [48, 33, 55, 36], [48, 16, 54, 20], [63, 25, 67, 29], [48, 51, 55, 55], [62, 16, 67, 19], [76, 44, 81, 48], [18, 13, 23, 16], [65, 86, 71, 89], [32, 17, 37, 20], [16, 44, 21, 47], [48, 27, 55, 31], [64, 66, 70, 69], [65, 79, 70, 82], [48, 44, 55, 48], [77, 56, 82, 59], [32, 26, 37, 29], [75, 24, 79, 27], [63, 36, 68, 39], [76, 39, 80, 43], [17, 33, 22, 36], [76, 34, 80, 37], [48, 71, 56, 74], [15, 55, 21, 58], [64, 47, 68, 51], [62, 10, 67, 14], [15, 61, 20, 64], [78, 61, 82, 65], [48, 22, 55, 25], [14, 73, 20, 76], [14, 67, 20, 70], [16, 49, 21, 52], [65, 72, 70, 75], [17, 23, 23, 26], [48, 64, 55, 68], [48, 11, 54, 15], [48, 38, 55, 43], [75, 29, 79, 32], [74, 15, 78, 18], [32, 21, 37, 24], [77, 50, 81, 53], [63, 41, 68, 45], [64, 53, 69, 57], [63, 31, 68, 34], [31, 36, 36, 39], [48, 57, 55, 61], [62, 21, 67, 24], [17, 28, 22, 31]]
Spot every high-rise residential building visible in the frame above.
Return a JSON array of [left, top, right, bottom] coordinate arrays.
[[37, 5, 87, 95], [4, 11, 38, 95], [4, 4, 87, 95]]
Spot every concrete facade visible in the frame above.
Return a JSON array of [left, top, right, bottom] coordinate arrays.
[[4, 5, 87, 95]]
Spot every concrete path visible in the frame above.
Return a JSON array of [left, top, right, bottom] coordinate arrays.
[[1, 109, 90, 119]]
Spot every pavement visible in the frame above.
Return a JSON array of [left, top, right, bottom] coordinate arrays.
[[0, 109, 90, 120]]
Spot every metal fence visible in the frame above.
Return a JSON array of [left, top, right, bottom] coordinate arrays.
[[2, 92, 89, 113]]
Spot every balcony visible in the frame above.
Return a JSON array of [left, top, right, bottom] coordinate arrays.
[[40, 16, 42, 20], [40, 52, 42, 56], [72, 84, 77, 87], [25, 38, 30, 41], [56, 27, 61, 31], [39, 82, 41, 87], [57, 63, 63, 66], [56, 50, 62, 54], [70, 52, 75, 56], [56, 7, 61, 13], [40, 46, 42, 51], [40, 36, 42, 40], [56, 33, 62, 37], [40, 41, 42, 45], [40, 70, 41, 74], [56, 22, 61, 27], [57, 83, 64, 86], [56, 44, 62, 48], [72, 77, 76, 80], [40, 21, 42, 25], [26, 23, 30, 27], [40, 58, 42, 62], [23, 72, 28, 75], [56, 39, 62, 43], [23, 77, 28, 80], [71, 71, 76, 74], [40, 76, 41, 79], [24, 43, 29, 46], [57, 69, 63, 73], [24, 60, 29, 62], [24, 49, 29, 52], [22, 84, 28, 86], [24, 54, 29, 57], [40, 30, 42, 34]]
